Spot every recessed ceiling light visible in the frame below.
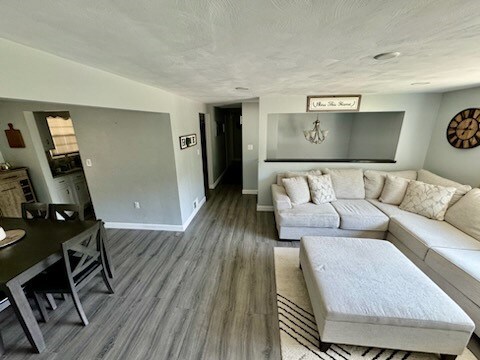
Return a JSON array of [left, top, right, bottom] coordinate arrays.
[[373, 52, 401, 60], [411, 82, 431, 86], [235, 87, 249, 91]]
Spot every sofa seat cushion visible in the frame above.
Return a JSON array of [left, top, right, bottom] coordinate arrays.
[[389, 212, 480, 260], [331, 200, 389, 231], [425, 248, 480, 307], [278, 202, 340, 228]]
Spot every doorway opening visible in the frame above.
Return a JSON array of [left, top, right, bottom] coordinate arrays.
[[219, 105, 242, 186], [33, 111, 95, 219]]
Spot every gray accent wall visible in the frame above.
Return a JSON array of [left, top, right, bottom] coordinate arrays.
[[70, 107, 182, 225], [242, 102, 259, 191], [347, 112, 404, 160], [424, 86, 480, 187]]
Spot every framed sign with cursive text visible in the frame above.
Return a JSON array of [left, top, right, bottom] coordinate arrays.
[[307, 95, 361, 112]]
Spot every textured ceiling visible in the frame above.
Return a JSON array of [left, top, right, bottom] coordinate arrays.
[[1, 1, 480, 103]]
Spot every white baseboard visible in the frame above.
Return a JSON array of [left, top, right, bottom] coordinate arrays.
[[182, 196, 206, 230], [209, 168, 227, 189], [256, 205, 274, 212], [104, 222, 184, 231], [105, 196, 207, 232], [242, 189, 258, 195]]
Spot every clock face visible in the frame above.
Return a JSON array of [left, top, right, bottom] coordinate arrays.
[[446, 108, 480, 149]]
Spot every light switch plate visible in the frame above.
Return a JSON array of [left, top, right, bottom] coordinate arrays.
[[247, 144, 253, 150]]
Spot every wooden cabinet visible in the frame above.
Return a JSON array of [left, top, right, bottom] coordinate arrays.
[[52, 172, 91, 206], [0, 168, 36, 218]]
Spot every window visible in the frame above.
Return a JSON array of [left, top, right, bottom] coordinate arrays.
[[47, 116, 79, 156]]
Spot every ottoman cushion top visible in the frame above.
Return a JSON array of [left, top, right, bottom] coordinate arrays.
[[300, 236, 475, 332]]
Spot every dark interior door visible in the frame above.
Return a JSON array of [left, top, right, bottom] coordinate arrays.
[[199, 113, 209, 200]]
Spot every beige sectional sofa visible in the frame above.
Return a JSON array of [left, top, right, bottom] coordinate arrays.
[[272, 168, 480, 336]]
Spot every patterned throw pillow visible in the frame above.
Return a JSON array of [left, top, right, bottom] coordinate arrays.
[[307, 174, 337, 204], [399, 180, 456, 220], [282, 176, 311, 205]]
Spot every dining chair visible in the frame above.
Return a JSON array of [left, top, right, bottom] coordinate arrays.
[[21, 203, 49, 220], [0, 291, 10, 354], [21, 203, 59, 312], [29, 221, 114, 326], [49, 204, 85, 221]]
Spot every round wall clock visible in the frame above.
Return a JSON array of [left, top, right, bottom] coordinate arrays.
[[446, 108, 480, 149]]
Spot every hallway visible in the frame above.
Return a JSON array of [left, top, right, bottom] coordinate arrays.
[[0, 184, 296, 360]]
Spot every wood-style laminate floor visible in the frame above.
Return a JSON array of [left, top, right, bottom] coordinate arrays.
[[0, 184, 296, 360]]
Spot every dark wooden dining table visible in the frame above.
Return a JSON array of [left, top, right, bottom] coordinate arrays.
[[0, 217, 99, 354]]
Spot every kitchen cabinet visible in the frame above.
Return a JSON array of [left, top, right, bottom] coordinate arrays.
[[52, 172, 91, 206], [34, 113, 55, 151], [0, 168, 36, 218]]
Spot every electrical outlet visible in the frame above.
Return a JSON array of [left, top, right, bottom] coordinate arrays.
[[193, 198, 198, 209], [86, 159, 92, 167], [247, 144, 253, 150], [134, 201, 140, 209]]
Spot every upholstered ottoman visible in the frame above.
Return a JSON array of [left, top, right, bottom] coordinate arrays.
[[299, 236, 475, 359]]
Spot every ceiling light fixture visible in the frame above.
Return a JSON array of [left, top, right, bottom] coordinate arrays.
[[373, 52, 401, 60], [235, 87, 249, 91], [410, 82, 431, 86], [304, 115, 328, 144]]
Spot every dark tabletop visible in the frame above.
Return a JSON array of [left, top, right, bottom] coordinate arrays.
[[0, 218, 97, 285]]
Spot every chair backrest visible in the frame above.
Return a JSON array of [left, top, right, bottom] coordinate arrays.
[[0, 290, 10, 312], [21, 202, 49, 220], [49, 203, 85, 221], [61, 221, 101, 289]]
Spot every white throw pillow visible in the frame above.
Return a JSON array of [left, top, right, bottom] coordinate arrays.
[[307, 174, 337, 204], [379, 175, 410, 205], [445, 188, 480, 241], [324, 168, 365, 199], [417, 169, 471, 206], [282, 176, 311, 205], [399, 180, 456, 220], [364, 170, 417, 199], [277, 169, 322, 186]]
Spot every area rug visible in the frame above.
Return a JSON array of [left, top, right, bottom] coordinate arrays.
[[274, 247, 477, 360]]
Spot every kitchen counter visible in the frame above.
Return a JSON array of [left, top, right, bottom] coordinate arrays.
[[52, 168, 83, 178]]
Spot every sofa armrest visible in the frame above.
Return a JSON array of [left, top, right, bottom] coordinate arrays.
[[272, 184, 292, 210]]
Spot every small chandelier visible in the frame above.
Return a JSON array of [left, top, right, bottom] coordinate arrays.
[[304, 115, 328, 144]]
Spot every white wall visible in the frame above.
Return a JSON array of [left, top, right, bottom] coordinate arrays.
[[424, 87, 480, 187], [0, 38, 206, 226], [242, 102, 259, 191], [257, 94, 442, 207]]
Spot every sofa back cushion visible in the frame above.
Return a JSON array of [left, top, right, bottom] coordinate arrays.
[[445, 188, 480, 241], [364, 170, 417, 199], [417, 169, 471, 206], [379, 175, 410, 205], [324, 168, 365, 199], [282, 176, 311, 205], [276, 169, 322, 186], [307, 174, 337, 204], [399, 180, 456, 221]]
